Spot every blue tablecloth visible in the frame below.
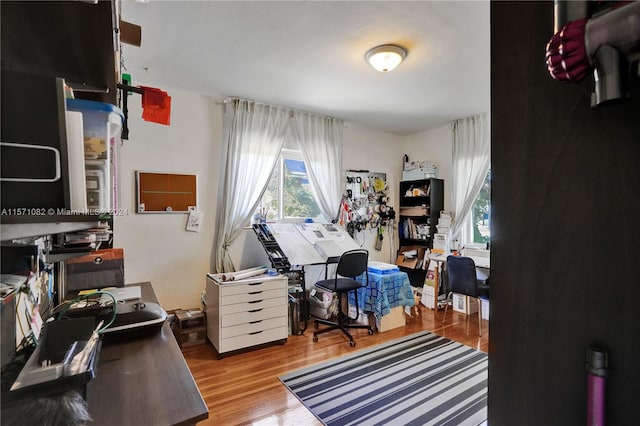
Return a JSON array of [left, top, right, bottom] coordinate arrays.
[[349, 271, 415, 321]]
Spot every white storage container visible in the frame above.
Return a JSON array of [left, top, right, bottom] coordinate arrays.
[[436, 224, 450, 235], [480, 297, 490, 320], [432, 233, 449, 252], [421, 284, 435, 309], [368, 261, 400, 274], [402, 166, 438, 180], [309, 285, 337, 319], [438, 217, 452, 227], [65, 110, 87, 210], [205, 274, 288, 355], [66, 99, 124, 211]]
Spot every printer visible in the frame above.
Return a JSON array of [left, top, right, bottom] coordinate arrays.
[[64, 290, 167, 344]]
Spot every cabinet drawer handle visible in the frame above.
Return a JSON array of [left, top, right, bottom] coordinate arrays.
[[248, 282, 262, 286], [249, 330, 263, 335], [248, 309, 262, 313], [248, 291, 263, 295], [248, 300, 263, 304], [0, 142, 61, 182], [249, 320, 263, 324]]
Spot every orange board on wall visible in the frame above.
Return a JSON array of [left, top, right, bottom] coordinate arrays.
[[136, 171, 197, 213]]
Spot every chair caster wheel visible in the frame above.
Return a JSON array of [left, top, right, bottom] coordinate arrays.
[[313, 335, 318, 342], [368, 329, 374, 335], [349, 341, 356, 347]]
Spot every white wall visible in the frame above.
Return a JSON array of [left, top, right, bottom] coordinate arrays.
[[342, 122, 404, 264], [403, 125, 452, 211], [113, 86, 453, 310], [112, 90, 407, 309], [114, 88, 221, 310]]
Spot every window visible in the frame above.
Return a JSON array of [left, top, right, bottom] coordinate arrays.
[[259, 149, 322, 221], [471, 168, 491, 244]]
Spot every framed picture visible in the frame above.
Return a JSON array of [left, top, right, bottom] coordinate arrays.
[[136, 171, 197, 213]]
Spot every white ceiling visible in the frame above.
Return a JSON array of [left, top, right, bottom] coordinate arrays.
[[121, 0, 490, 136]]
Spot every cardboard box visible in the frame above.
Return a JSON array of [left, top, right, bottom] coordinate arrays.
[[175, 326, 206, 348], [452, 293, 479, 315], [399, 206, 428, 216], [175, 309, 205, 330], [378, 306, 406, 331], [396, 245, 427, 269], [347, 305, 406, 332]]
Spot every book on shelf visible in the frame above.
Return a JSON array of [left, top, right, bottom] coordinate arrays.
[[399, 206, 428, 216], [401, 218, 430, 241]]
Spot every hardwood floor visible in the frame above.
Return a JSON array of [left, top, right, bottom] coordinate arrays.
[[182, 304, 488, 425]]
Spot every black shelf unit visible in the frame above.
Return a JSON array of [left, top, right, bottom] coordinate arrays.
[[1, 0, 119, 105], [397, 178, 444, 287], [1, 1, 119, 243]]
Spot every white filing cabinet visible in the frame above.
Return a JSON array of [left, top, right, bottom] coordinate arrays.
[[205, 273, 288, 355]]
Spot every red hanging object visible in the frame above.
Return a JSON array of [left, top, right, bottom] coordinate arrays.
[[140, 86, 171, 125]]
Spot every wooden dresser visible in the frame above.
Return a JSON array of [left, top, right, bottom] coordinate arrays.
[[205, 273, 288, 356]]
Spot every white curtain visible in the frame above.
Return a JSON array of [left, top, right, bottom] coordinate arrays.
[[293, 112, 344, 222], [450, 113, 491, 244], [213, 99, 291, 273]]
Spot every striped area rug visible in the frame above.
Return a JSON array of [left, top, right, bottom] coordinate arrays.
[[279, 331, 487, 426]]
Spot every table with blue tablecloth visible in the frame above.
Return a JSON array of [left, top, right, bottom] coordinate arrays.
[[349, 270, 415, 322]]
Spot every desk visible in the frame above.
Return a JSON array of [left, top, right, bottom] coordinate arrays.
[[426, 253, 490, 310], [255, 222, 361, 267], [87, 282, 208, 425], [350, 271, 415, 322]]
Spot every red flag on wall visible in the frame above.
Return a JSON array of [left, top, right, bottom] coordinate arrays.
[[140, 86, 171, 125]]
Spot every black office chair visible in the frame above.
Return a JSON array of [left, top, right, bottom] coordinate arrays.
[[312, 249, 374, 347], [441, 255, 490, 336]]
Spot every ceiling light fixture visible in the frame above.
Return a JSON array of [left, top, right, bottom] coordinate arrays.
[[365, 44, 407, 72]]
